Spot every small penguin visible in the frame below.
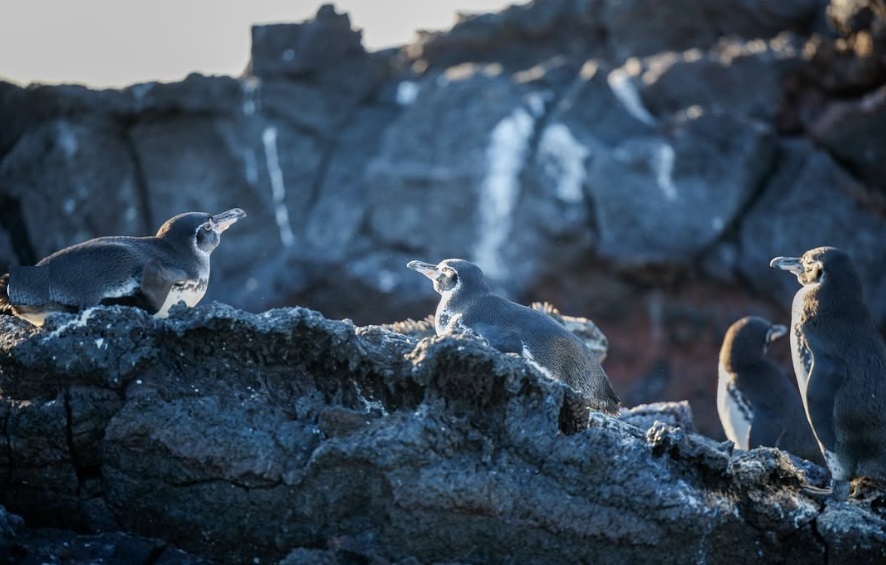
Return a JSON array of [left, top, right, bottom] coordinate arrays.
[[407, 258, 621, 415], [717, 316, 824, 465], [0, 208, 246, 326], [771, 247, 886, 498]]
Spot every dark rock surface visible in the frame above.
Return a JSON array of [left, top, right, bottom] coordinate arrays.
[[0, 305, 884, 564], [0, 507, 213, 565], [1, 0, 886, 511]]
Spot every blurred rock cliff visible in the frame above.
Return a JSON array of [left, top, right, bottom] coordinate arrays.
[[1, 0, 885, 438]]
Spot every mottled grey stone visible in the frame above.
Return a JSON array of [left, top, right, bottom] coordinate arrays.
[[0, 117, 146, 260], [738, 140, 886, 327], [0, 305, 883, 564]]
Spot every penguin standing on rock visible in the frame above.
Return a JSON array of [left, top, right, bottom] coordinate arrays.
[[717, 316, 824, 465], [0, 208, 246, 326], [771, 246, 886, 498], [407, 258, 621, 416]]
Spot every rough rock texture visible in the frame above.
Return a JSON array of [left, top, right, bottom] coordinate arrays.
[[0, 507, 213, 565], [1, 0, 885, 442], [1, 305, 884, 564]]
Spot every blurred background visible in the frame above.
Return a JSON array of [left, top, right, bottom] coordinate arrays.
[[1, 0, 884, 440]]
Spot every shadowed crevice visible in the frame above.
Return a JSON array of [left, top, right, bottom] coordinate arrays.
[[0, 195, 36, 267], [63, 389, 87, 498]]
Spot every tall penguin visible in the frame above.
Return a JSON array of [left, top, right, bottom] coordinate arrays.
[[771, 246, 886, 497]]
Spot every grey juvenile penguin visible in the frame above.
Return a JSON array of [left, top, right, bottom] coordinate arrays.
[[717, 316, 824, 465], [407, 258, 621, 415], [771, 246, 886, 497], [0, 208, 246, 326]]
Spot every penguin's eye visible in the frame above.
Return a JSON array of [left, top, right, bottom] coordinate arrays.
[[812, 261, 824, 281], [202, 222, 213, 232], [435, 267, 458, 292]]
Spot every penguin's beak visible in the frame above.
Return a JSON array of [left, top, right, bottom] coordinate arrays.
[[767, 324, 788, 343], [769, 256, 803, 275], [407, 260, 441, 281], [210, 208, 246, 233]]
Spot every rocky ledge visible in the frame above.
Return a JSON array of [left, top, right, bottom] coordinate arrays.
[[0, 305, 884, 564]]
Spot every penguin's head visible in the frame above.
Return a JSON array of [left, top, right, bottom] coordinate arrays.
[[770, 246, 861, 292], [156, 208, 246, 254], [407, 258, 490, 297], [720, 316, 786, 371]]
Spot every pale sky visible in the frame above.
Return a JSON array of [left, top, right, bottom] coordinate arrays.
[[0, 0, 516, 88]]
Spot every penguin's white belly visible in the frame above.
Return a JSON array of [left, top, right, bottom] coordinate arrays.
[[155, 283, 207, 318], [789, 284, 815, 393], [14, 310, 47, 327], [435, 310, 465, 336], [717, 364, 752, 449]]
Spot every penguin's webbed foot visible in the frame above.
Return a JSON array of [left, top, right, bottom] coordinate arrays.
[[832, 479, 851, 501], [801, 479, 850, 502], [800, 484, 833, 501]]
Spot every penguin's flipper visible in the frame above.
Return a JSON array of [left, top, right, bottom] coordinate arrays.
[[470, 322, 524, 354], [139, 260, 189, 313], [778, 389, 827, 465], [804, 348, 842, 452], [98, 260, 188, 314], [747, 409, 783, 451]]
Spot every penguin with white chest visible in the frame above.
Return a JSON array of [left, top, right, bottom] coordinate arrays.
[[717, 315, 824, 465], [407, 258, 621, 415], [0, 208, 246, 326], [771, 246, 886, 498]]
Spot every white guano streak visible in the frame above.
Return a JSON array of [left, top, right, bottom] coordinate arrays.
[[57, 121, 78, 158], [44, 308, 96, 339], [653, 143, 678, 201], [261, 126, 295, 247], [607, 66, 655, 125], [242, 77, 260, 116], [473, 107, 535, 280], [538, 123, 588, 203], [395, 81, 419, 106]]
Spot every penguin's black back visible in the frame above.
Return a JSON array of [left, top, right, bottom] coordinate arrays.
[[460, 291, 621, 414], [21, 236, 197, 308], [795, 247, 886, 480]]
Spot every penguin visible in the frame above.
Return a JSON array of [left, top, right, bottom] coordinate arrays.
[[717, 316, 825, 465], [407, 258, 621, 415], [771, 246, 886, 498], [0, 208, 246, 326]]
